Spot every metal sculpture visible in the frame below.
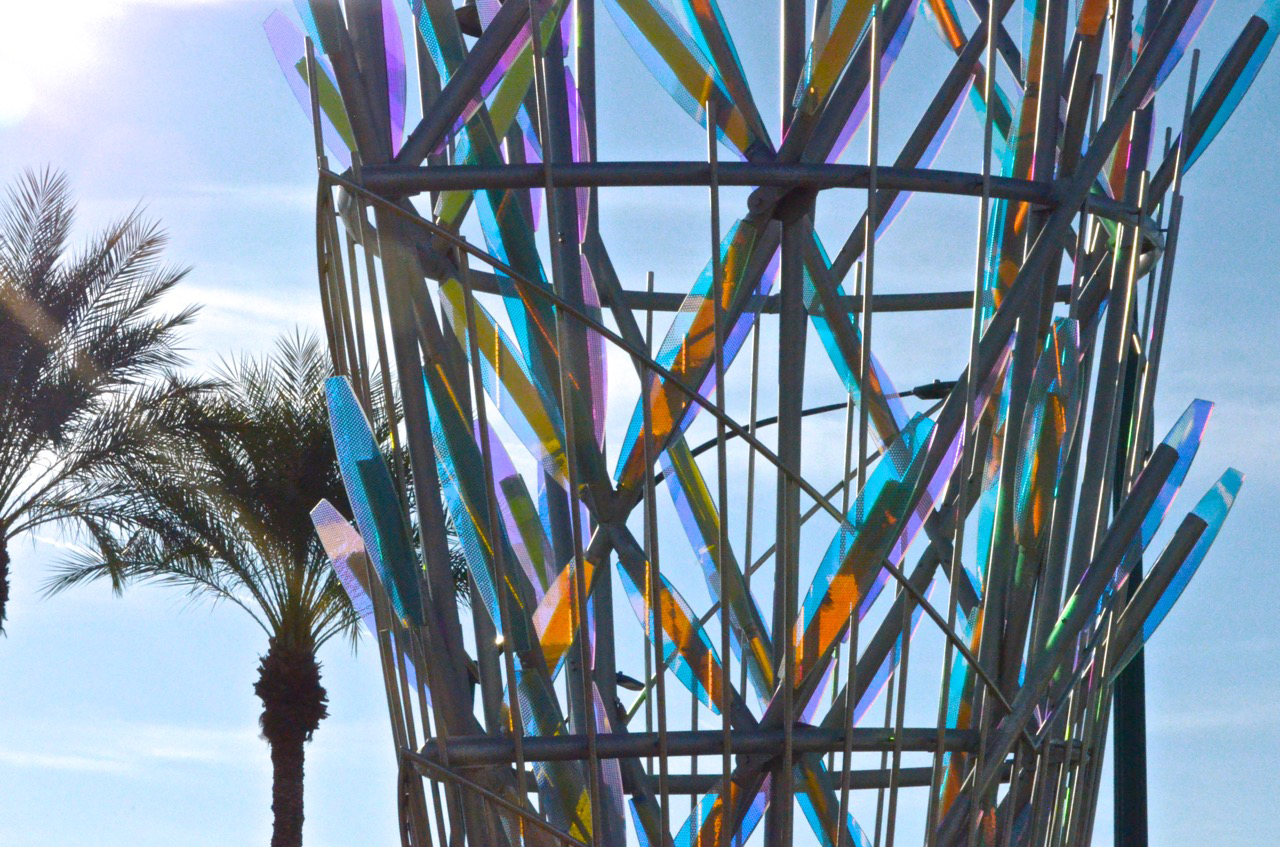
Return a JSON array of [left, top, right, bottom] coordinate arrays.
[[266, 0, 1270, 844]]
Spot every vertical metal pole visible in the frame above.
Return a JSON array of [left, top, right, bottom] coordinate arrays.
[[349, 154, 409, 493], [741, 295, 764, 700], [691, 640, 700, 783], [828, 389, 857, 780], [316, 25, 475, 836], [324, 202, 360, 379], [834, 514, 861, 847], [873, 663, 894, 847], [1135, 51, 1198, 467], [770, 10, 810, 837], [925, 0, 999, 820], [1112, 172, 1152, 847], [641, 272, 673, 842], [1069, 245, 1133, 585], [769, 212, 808, 846], [413, 12, 445, 211], [1134, 133, 1171, 445], [1074, 614, 1120, 847], [349, 188, 449, 796], [316, 197, 349, 376], [356, 532, 420, 845], [966, 0, 1002, 837], [641, 270, 655, 770], [863, 13, 888, 846], [708, 98, 735, 847], [459, 248, 531, 838], [1046, 686, 1083, 847], [1112, 573, 1149, 847], [859, 8, 880, 524], [883, 593, 912, 847], [304, 37, 325, 166], [577, 1, 624, 824], [781, 0, 806, 128], [529, 6, 605, 841], [832, 377, 858, 846], [343, 232, 372, 407], [304, 39, 346, 377], [369, 211, 475, 842], [576, 0, 599, 242]]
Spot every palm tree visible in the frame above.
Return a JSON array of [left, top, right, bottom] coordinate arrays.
[[48, 333, 357, 847], [0, 168, 197, 633]]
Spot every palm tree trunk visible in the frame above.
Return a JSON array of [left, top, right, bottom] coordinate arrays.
[[255, 638, 328, 847], [0, 535, 10, 634], [267, 725, 308, 847]]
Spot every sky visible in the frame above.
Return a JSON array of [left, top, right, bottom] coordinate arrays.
[[0, 1, 1277, 846]]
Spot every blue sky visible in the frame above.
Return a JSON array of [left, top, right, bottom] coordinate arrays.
[[0, 1, 1277, 846]]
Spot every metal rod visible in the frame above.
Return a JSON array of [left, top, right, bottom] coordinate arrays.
[[405, 752, 589, 847], [418, 726, 982, 765], [635, 764, 1008, 795], [828, 391, 857, 779], [312, 187, 344, 376], [782, 0, 805, 128], [368, 207, 478, 840], [708, 96, 735, 847], [360, 161, 1140, 221], [342, 225, 372, 406], [640, 272, 672, 842], [529, 9, 605, 842], [829, 0, 1018, 284], [459, 270, 1073, 313], [936, 444, 1180, 841], [457, 247, 531, 828], [395, 0, 531, 167], [771, 202, 810, 844], [303, 37, 325, 167], [864, 13, 887, 845], [834, 567, 861, 847]]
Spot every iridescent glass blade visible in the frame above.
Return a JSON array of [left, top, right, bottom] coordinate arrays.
[[677, 779, 770, 847], [1109, 468, 1243, 677], [660, 437, 775, 700], [600, 0, 756, 155], [1186, 0, 1280, 169], [326, 376, 423, 624], [439, 278, 568, 485], [264, 11, 354, 167], [614, 220, 771, 489], [383, 0, 406, 153], [1013, 319, 1081, 550], [312, 498, 425, 698], [616, 561, 726, 714], [793, 414, 935, 680]]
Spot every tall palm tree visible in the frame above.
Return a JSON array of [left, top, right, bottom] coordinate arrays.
[[48, 333, 357, 847], [0, 168, 197, 632]]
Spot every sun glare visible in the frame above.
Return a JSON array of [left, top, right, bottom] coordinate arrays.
[[0, 1, 110, 126], [0, 0, 228, 126]]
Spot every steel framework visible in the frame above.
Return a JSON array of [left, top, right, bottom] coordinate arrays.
[[265, 0, 1271, 844]]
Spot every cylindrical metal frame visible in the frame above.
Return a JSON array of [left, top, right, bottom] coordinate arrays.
[[290, 1, 1267, 844]]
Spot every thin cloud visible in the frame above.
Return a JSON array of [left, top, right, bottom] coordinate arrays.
[[1148, 697, 1280, 733], [168, 181, 316, 212], [0, 720, 262, 776], [0, 717, 389, 776], [0, 749, 131, 774], [172, 284, 313, 325]]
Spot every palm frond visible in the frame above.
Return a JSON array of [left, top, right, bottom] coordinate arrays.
[[0, 168, 73, 294], [0, 169, 199, 555], [48, 330, 360, 652]]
